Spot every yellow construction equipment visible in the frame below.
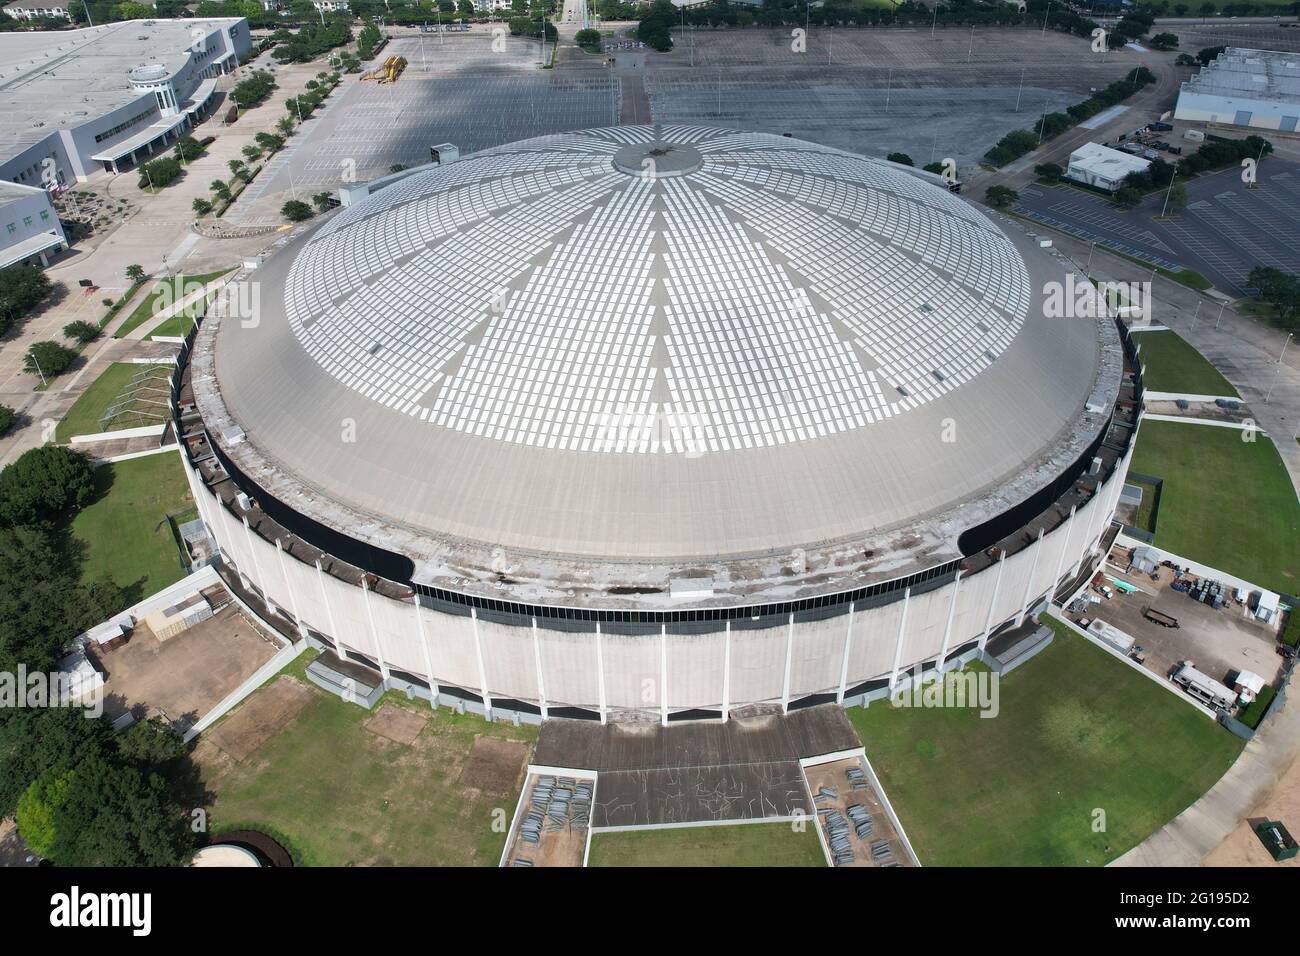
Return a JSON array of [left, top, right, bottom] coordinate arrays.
[[361, 55, 407, 85]]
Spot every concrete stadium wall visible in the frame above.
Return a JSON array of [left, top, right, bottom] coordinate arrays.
[[182, 438, 1132, 723]]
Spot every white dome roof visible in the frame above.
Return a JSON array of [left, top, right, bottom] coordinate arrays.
[[206, 126, 1108, 591], [284, 126, 1030, 456]]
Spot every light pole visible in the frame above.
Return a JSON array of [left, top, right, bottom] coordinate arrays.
[[1160, 163, 1179, 218], [1086, 240, 1096, 276], [1041, 0, 1052, 35], [29, 348, 47, 388], [1265, 364, 1281, 404], [1281, 332, 1294, 365], [1015, 67, 1025, 112], [1214, 300, 1226, 329], [930, 7, 937, 38]]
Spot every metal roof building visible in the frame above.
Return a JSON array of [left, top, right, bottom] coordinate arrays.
[[1175, 47, 1300, 133], [1066, 142, 1151, 193], [180, 126, 1135, 724]]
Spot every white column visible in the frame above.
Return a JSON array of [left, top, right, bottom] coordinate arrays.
[[471, 608, 493, 722], [531, 618, 548, 720], [1050, 505, 1077, 606], [595, 623, 607, 725], [659, 625, 668, 727], [240, 514, 267, 603], [359, 576, 390, 680], [315, 558, 345, 659], [1016, 529, 1046, 627], [979, 552, 1007, 652], [888, 588, 911, 694], [412, 593, 441, 705], [780, 613, 794, 713], [721, 621, 731, 722], [936, 572, 962, 674], [274, 539, 304, 638], [836, 602, 855, 705]]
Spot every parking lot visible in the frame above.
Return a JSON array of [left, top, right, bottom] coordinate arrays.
[[1063, 547, 1283, 698], [1017, 155, 1300, 295], [234, 33, 618, 222], [646, 26, 1152, 167]]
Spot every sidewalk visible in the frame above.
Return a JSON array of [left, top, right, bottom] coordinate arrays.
[[1112, 684, 1299, 866]]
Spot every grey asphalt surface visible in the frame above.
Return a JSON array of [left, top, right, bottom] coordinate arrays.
[[1015, 158, 1300, 295]]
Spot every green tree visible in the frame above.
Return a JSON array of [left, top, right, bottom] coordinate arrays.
[[23, 341, 78, 380], [62, 320, 99, 344], [984, 185, 1019, 208], [173, 135, 204, 163], [575, 27, 601, 50], [116, 717, 186, 767], [46, 755, 195, 866], [138, 157, 183, 191], [0, 265, 54, 337], [886, 152, 914, 167], [0, 707, 114, 819], [1034, 162, 1064, 180], [636, 0, 675, 51], [1149, 33, 1179, 50], [1114, 186, 1143, 209], [192, 197, 214, 217], [312, 191, 333, 213], [0, 445, 96, 526], [15, 768, 74, 859], [125, 263, 146, 284], [210, 180, 232, 202], [281, 199, 314, 222], [0, 405, 15, 437]]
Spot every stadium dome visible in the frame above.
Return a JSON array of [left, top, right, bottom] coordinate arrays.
[[183, 126, 1131, 722], [197, 125, 1115, 607]]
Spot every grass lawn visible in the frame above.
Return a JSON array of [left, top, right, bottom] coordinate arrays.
[[55, 362, 170, 443], [204, 666, 538, 866], [850, 619, 1243, 866], [1132, 329, 1238, 397], [150, 291, 215, 339], [1131, 419, 1299, 594], [588, 823, 825, 867], [113, 267, 234, 338], [67, 452, 193, 599]]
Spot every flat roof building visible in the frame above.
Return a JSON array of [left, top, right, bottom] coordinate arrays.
[[1066, 142, 1151, 193], [0, 180, 66, 268], [1175, 47, 1300, 133], [0, 18, 250, 192]]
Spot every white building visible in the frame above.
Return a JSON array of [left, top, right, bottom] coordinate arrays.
[[1, 0, 73, 20], [1066, 142, 1151, 192], [1175, 47, 1300, 133], [0, 19, 250, 187], [0, 181, 66, 269], [313, 0, 350, 11]]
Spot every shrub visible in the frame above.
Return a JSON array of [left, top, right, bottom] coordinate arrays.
[[0, 405, 15, 437], [886, 152, 914, 167], [576, 28, 601, 50]]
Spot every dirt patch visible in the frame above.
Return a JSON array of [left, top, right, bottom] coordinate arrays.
[[364, 703, 428, 746], [459, 736, 529, 794], [1204, 748, 1300, 868], [207, 676, 313, 762]]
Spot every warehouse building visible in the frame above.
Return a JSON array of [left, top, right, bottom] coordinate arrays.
[[1174, 47, 1300, 133], [1066, 142, 1151, 193], [175, 126, 1135, 726], [0, 18, 250, 192]]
